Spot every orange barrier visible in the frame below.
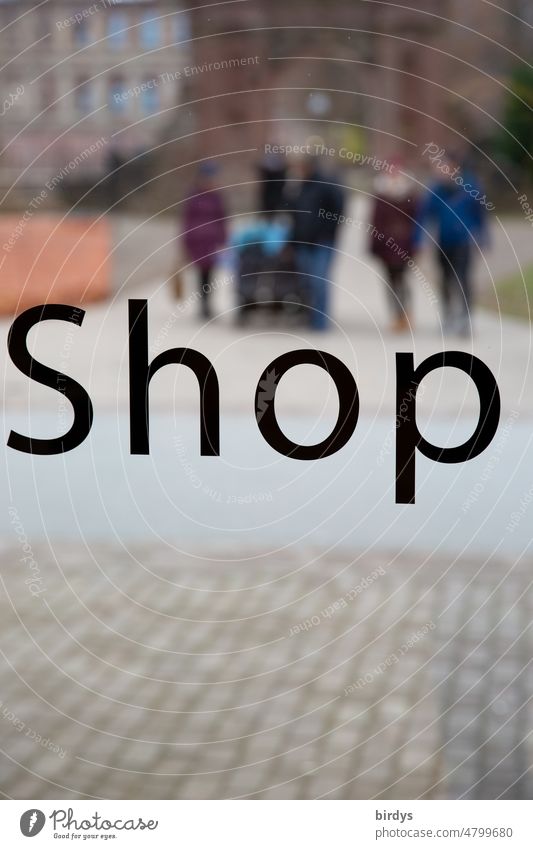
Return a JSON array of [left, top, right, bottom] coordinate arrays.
[[0, 214, 110, 315]]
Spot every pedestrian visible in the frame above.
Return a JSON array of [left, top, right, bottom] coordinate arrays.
[[417, 151, 489, 335], [369, 161, 419, 332], [257, 151, 287, 217], [182, 162, 227, 320], [290, 156, 344, 331]]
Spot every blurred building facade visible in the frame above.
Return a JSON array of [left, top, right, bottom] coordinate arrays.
[[0, 0, 527, 204], [187, 0, 520, 159], [0, 0, 192, 193]]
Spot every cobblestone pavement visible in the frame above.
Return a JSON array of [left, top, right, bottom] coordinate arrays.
[[0, 542, 530, 799]]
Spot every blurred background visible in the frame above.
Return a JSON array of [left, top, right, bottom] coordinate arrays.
[[0, 0, 532, 801], [1, 0, 532, 209]]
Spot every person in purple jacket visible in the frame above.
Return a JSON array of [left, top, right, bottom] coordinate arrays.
[[182, 162, 227, 320]]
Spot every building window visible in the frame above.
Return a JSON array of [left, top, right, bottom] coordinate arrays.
[[139, 13, 161, 49], [108, 11, 128, 48], [74, 18, 90, 46], [174, 12, 191, 42], [74, 77, 93, 114], [40, 76, 56, 111], [108, 75, 127, 112], [140, 76, 159, 114], [0, 5, 17, 31], [35, 11, 49, 41]]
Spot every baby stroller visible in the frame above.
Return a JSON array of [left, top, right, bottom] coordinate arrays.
[[231, 219, 305, 324]]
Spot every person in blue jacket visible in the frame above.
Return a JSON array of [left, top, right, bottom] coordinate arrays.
[[417, 152, 489, 335]]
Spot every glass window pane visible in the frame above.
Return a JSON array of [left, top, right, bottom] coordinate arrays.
[[75, 78, 93, 113], [174, 12, 191, 42], [35, 11, 49, 41], [109, 76, 127, 112], [140, 77, 159, 114], [74, 18, 90, 46], [108, 12, 128, 47], [41, 76, 56, 111], [140, 13, 160, 48]]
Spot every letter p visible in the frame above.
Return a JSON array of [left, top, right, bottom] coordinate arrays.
[[395, 352, 501, 504]]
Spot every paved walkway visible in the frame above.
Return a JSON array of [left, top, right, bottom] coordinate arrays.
[[0, 543, 530, 800]]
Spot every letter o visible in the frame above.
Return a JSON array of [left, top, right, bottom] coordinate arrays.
[[255, 350, 359, 459]]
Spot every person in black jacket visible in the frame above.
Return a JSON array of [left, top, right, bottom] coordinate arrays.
[[257, 151, 287, 217], [290, 157, 345, 330]]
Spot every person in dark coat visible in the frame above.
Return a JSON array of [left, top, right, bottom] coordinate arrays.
[[182, 162, 227, 320], [369, 164, 419, 332], [416, 151, 489, 335], [257, 151, 287, 217], [290, 157, 345, 331]]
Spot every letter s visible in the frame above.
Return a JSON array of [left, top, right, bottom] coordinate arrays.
[[7, 304, 93, 454]]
